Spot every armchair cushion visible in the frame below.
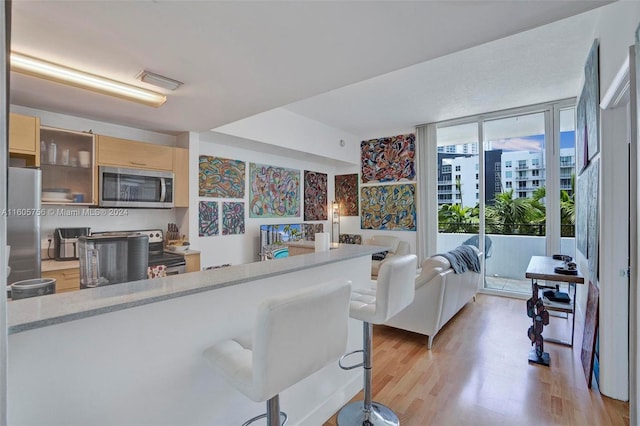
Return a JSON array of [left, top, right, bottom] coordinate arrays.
[[366, 235, 400, 253], [416, 255, 450, 286]]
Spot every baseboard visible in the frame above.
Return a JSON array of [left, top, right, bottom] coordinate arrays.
[[295, 371, 362, 426]]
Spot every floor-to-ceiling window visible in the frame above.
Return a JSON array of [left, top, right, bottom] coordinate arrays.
[[435, 100, 575, 296]]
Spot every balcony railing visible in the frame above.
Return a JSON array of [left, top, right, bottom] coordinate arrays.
[[438, 222, 575, 237], [515, 164, 541, 170]]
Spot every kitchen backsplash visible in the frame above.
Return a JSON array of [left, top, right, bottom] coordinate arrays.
[[40, 205, 177, 254]]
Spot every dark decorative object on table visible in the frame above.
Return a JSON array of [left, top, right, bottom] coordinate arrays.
[[371, 251, 388, 261]]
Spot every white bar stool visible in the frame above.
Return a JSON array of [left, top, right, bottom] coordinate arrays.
[[338, 254, 417, 426], [203, 279, 352, 426]]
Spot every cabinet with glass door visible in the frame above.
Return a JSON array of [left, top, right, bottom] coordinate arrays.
[[40, 126, 95, 205]]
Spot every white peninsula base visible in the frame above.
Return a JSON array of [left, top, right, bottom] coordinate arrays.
[[8, 248, 375, 425]]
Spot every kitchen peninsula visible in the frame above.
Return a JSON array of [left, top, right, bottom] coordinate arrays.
[[8, 244, 383, 426]]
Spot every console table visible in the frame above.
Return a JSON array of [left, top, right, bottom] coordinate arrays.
[[525, 256, 584, 366]]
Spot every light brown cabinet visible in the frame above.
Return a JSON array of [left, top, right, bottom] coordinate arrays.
[[40, 126, 96, 205], [97, 135, 173, 171], [184, 251, 200, 273], [42, 267, 80, 293], [9, 113, 40, 166], [173, 147, 189, 207]]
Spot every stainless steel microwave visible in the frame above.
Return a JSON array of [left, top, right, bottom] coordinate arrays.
[[99, 166, 174, 208]]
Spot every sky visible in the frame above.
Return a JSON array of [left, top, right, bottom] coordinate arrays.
[[489, 131, 575, 152]]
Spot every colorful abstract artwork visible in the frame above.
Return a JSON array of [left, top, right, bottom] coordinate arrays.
[[199, 155, 246, 198], [576, 86, 588, 176], [249, 163, 300, 218], [335, 174, 359, 216], [586, 159, 600, 280], [303, 170, 328, 221], [302, 223, 324, 241], [339, 234, 362, 245], [199, 201, 219, 236], [222, 202, 245, 235], [360, 184, 416, 231], [361, 134, 416, 183], [584, 40, 600, 161]]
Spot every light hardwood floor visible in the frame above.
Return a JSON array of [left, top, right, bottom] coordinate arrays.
[[324, 294, 629, 426]]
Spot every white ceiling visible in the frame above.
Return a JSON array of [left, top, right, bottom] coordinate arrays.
[[9, 1, 611, 137]]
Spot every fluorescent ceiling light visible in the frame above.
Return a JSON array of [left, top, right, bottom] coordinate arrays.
[[137, 70, 183, 91], [10, 52, 167, 108]]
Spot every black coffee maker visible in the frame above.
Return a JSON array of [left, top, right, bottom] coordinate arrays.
[[54, 227, 91, 260]]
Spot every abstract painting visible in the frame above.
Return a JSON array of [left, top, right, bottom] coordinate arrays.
[[199, 155, 246, 198], [303, 170, 328, 221], [361, 133, 415, 183], [576, 86, 588, 176], [222, 202, 245, 235], [249, 163, 300, 218], [581, 280, 599, 388], [586, 159, 600, 280], [302, 223, 324, 240], [576, 171, 588, 256], [360, 183, 416, 231], [335, 174, 359, 216], [339, 234, 362, 245], [199, 201, 218, 236], [584, 39, 600, 161]]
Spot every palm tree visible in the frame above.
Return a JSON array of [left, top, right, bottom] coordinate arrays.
[[485, 189, 531, 234], [438, 203, 476, 233]]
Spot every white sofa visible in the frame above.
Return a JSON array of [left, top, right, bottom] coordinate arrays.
[[364, 235, 411, 279], [384, 246, 483, 349]]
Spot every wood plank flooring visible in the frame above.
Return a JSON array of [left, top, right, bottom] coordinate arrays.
[[324, 294, 629, 426]]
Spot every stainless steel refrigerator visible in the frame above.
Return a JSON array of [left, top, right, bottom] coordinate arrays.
[[7, 167, 41, 284]]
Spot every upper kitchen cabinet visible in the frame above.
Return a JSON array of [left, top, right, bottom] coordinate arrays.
[[173, 147, 189, 207], [9, 113, 40, 166], [40, 126, 95, 205], [96, 135, 173, 171]]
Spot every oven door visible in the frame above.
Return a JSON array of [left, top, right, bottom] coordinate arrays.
[[99, 166, 174, 208], [165, 264, 186, 276]]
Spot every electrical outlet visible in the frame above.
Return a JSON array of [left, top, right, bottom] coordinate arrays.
[[47, 234, 53, 242]]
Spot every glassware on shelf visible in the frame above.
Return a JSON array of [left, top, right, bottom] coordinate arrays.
[[40, 140, 47, 163], [48, 140, 57, 164]]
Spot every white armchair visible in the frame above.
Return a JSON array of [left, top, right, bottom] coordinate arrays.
[[364, 235, 411, 279]]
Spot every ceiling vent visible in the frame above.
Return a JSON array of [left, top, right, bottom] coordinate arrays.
[[137, 70, 183, 91]]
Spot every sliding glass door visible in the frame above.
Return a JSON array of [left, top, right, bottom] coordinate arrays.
[[435, 100, 576, 296], [482, 112, 547, 294]]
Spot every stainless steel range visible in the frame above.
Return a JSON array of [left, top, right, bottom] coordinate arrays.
[[91, 228, 186, 276], [142, 229, 187, 275]]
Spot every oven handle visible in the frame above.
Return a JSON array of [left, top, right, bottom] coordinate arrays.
[[165, 264, 186, 276], [160, 177, 167, 202]]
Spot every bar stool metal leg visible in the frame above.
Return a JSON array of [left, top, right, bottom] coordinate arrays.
[[241, 395, 288, 426], [337, 322, 400, 426]]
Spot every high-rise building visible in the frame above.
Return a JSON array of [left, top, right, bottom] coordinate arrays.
[[437, 148, 574, 207]]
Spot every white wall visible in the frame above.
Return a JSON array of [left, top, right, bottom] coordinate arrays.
[[190, 131, 351, 269], [9, 105, 180, 247], [591, 0, 640, 404], [11, 105, 176, 146], [214, 108, 361, 165], [595, 1, 640, 101]]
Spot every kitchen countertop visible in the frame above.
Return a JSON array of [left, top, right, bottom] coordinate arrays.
[[164, 248, 200, 256], [9, 243, 384, 334], [284, 240, 340, 249], [42, 259, 80, 271]]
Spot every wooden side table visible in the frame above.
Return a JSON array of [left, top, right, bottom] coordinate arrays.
[[525, 256, 585, 366]]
